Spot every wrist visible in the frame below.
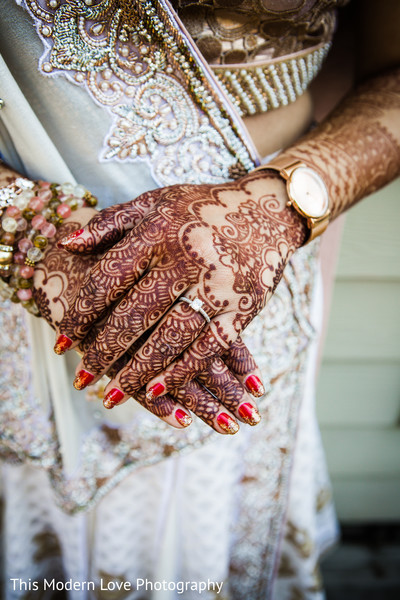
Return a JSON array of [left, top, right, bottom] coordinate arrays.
[[253, 156, 330, 245], [0, 178, 97, 316], [246, 168, 308, 249]]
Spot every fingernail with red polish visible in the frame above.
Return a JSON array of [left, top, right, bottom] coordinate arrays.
[[54, 334, 73, 355], [103, 387, 125, 409], [175, 409, 192, 428], [238, 403, 261, 426], [245, 375, 265, 398], [73, 369, 94, 390], [145, 382, 165, 402], [217, 413, 239, 435], [57, 228, 84, 249]]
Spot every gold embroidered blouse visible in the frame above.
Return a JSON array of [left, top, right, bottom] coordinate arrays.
[[173, 0, 349, 64], [173, 0, 350, 115]]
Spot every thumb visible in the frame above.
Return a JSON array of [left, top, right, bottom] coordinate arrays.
[[57, 190, 159, 254]]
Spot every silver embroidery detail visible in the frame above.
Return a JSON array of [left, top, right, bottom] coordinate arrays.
[[18, 0, 256, 185], [104, 72, 237, 185]]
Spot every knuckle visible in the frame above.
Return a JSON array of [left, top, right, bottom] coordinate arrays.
[[83, 351, 105, 374]]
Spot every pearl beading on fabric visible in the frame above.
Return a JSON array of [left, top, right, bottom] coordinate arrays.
[[212, 43, 331, 117]]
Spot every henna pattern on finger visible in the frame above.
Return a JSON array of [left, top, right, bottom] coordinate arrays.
[[134, 388, 176, 419], [33, 220, 99, 328], [81, 262, 190, 374], [65, 192, 159, 254], [196, 357, 248, 415], [32, 220, 138, 379], [117, 303, 213, 393], [142, 317, 239, 394], [172, 380, 220, 429], [222, 336, 258, 377], [59, 229, 156, 340]]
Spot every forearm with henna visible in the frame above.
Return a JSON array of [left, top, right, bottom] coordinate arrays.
[[278, 69, 400, 219]]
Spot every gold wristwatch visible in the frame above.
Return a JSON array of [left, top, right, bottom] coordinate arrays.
[[259, 156, 330, 244]]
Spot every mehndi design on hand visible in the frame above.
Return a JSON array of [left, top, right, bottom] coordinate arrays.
[[34, 214, 264, 434], [57, 171, 306, 403]]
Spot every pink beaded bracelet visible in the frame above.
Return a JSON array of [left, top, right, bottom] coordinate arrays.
[[0, 177, 97, 315]]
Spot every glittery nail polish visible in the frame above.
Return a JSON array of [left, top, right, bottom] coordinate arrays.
[[57, 228, 84, 249], [238, 402, 261, 426], [244, 375, 265, 398], [145, 382, 165, 402], [54, 334, 73, 355], [175, 409, 192, 427], [73, 369, 94, 390], [217, 413, 239, 435], [103, 387, 125, 409]]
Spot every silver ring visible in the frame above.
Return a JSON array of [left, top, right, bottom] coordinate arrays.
[[179, 296, 211, 323]]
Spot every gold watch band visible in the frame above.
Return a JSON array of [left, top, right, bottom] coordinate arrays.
[[253, 158, 330, 244]]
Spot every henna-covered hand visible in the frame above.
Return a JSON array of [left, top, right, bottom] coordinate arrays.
[[34, 206, 264, 434], [56, 170, 306, 404]]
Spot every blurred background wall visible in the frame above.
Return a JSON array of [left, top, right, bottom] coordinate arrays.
[[317, 177, 400, 522]]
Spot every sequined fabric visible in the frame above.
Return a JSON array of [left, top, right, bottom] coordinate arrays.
[[0, 301, 60, 468]]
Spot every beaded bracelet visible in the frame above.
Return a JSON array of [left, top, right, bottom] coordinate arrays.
[[0, 177, 97, 315]]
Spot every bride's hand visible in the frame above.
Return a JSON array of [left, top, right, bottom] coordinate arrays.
[[36, 208, 263, 434], [56, 170, 305, 409]]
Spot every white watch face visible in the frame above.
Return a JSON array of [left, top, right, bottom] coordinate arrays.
[[288, 167, 329, 218]]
